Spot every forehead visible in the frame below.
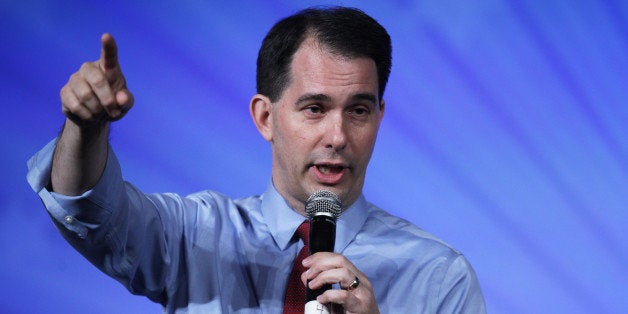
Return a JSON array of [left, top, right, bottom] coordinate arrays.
[[286, 37, 379, 96]]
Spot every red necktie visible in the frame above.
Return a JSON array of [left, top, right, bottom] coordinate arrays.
[[283, 220, 310, 313]]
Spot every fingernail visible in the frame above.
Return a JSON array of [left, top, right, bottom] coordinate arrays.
[[302, 257, 311, 266]]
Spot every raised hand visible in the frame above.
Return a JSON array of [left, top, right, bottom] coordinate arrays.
[[52, 33, 133, 196], [60, 33, 134, 127]]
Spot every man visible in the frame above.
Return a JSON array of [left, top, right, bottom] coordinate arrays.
[[27, 7, 485, 313]]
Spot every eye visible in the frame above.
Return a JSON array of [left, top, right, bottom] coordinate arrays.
[[348, 106, 370, 116], [304, 105, 323, 114]]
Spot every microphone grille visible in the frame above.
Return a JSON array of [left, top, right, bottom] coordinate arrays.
[[305, 190, 342, 219]]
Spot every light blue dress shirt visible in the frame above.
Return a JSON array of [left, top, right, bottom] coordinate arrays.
[[27, 139, 486, 313]]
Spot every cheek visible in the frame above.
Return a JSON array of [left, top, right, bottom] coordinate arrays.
[[273, 122, 309, 164], [355, 130, 379, 160]]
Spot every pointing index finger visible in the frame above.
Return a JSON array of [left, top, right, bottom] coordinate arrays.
[[100, 33, 118, 71]]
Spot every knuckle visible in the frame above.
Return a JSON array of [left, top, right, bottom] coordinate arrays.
[[75, 88, 93, 102], [99, 92, 115, 107], [80, 62, 104, 82], [90, 73, 108, 89], [102, 97, 116, 107], [68, 72, 82, 85], [84, 67, 106, 84], [68, 72, 78, 80], [331, 254, 347, 265], [339, 290, 350, 298], [78, 62, 92, 74], [79, 61, 96, 70], [59, 85, 69, 99], [63, 100, 81, 113]]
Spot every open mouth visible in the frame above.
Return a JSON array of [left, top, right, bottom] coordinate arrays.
[[316, 164, 345, 174], [312, 163, 348, 185]]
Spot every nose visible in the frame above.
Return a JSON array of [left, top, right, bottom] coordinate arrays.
[[325, 112, 348, 151]]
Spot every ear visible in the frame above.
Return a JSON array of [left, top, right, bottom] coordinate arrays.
[[378, 98, 386, 122], [250, 94, 273, 141]]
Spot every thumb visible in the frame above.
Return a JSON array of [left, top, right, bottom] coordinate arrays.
[[99, 33, 119, 72]]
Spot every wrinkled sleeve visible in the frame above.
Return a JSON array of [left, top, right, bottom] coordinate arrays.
[[437, 254, 486, 314], [26, 138, 187, 304], [27, 139, 123, 239]]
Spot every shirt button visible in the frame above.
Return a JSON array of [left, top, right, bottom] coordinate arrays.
[[64, 216, 74, 224]]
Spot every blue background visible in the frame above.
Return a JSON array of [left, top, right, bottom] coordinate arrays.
[[1, 1, 626, 313]]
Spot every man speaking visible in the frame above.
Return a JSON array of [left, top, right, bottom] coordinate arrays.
[[27, 6, 485, 313]]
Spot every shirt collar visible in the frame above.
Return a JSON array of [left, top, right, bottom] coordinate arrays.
[[335, 194, 368, 253], [260, 182, 368, 253]]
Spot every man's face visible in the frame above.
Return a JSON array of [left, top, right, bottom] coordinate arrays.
[[261, 37, 385, 214]]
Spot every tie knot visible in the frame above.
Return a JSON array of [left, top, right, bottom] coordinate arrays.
[[295, 220, 309, 246]]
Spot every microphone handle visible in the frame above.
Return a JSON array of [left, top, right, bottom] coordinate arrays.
[[306, 214, 336, 302]]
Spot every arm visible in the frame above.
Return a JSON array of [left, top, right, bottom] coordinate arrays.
[[38, 34, 180, 300], [51, 33, 133, 196]]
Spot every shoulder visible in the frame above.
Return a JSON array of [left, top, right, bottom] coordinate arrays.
[[179, 190, 264, 226], [361, 203, 462, 256], [183, 190, 261, 210], [354, 204, 485, 312], [355, 203, 479, 290]]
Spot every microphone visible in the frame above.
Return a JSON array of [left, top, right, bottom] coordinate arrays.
[[304, 190, 342, 314]]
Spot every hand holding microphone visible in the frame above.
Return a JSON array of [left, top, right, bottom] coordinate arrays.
[[303, 191, 378, 314]]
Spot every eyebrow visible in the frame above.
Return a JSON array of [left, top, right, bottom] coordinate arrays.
[[350, 93, 378, 105], [295, 93, 378, 106], [295, 93, 332, 106]]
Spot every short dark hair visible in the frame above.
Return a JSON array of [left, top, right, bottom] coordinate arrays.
[[256, 6, 392, 102]]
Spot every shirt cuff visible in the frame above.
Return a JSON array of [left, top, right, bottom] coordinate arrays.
[[26, 138, 124, 239]]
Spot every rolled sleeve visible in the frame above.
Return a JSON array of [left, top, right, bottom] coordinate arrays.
[[26, 138, 124, 239]]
